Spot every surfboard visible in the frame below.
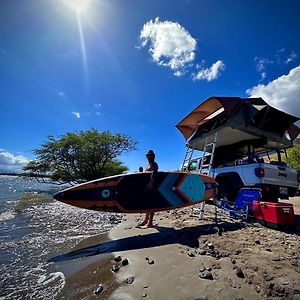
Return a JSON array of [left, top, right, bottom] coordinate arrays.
[[53, 171, 217, 213]]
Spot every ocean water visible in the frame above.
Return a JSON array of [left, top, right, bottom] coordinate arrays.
[[0, 175, 121, 299]]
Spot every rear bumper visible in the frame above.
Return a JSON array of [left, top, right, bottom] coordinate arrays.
[[253, 183, 298, 199]]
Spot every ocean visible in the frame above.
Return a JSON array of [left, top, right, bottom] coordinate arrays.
[[0, 175, 121, 299]]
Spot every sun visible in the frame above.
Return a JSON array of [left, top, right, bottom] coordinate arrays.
[[65, 0, 91, 14]]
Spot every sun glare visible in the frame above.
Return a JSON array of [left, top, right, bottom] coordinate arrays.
[[66, 0, 90, 14]]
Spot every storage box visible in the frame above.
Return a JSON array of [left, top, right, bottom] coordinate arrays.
[[252, 201, 295, 229]]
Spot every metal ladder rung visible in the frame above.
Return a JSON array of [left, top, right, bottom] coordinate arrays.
[[205, 143, 215, 147], [190, 132, 218, 220]]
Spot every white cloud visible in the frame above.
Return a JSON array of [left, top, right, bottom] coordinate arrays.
[[94, 103, 102, 109], [254, 57, 273, 81], [246, 65, 300, 117], [193, 60, 225, 81], [58, 91, 67, 98], [285, 51, 297, 64], [0, 151, 30, 173], [72, 111, 80, 118], [139, 18, 196, 76]]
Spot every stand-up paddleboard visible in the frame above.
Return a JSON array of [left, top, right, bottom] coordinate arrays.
[[53, 171, 217, 213]]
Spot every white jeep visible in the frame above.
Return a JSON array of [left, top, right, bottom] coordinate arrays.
[[188, 152, 299, 204]]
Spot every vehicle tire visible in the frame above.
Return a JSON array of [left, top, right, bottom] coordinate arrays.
[[216, 177, 238, 207]]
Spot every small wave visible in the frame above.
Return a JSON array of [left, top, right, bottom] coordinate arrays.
[[0, 210, 15, 221], [37, 272, 65, 287], [14, 193, 52, 213]]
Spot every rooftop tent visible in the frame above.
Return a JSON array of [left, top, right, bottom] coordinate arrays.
[[175, 96, 300, 164]]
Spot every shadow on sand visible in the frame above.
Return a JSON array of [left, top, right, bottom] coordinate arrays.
[[49, 221, 246, 263]]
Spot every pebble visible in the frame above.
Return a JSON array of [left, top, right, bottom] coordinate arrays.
[[255, 240, 261, 244], [114, 256, 122, 262], [111, 265, 120, 273], [199, 270, 213, 280], [148, 259, 154, 265], [125, 277, 134, 284], [121, 258, 129, 266], [188, 252, 195, 257], [235, 268, 245, 278], [272, 256, 281, 262], [93, 285, 104, 295], [207, 243, 214, 249]]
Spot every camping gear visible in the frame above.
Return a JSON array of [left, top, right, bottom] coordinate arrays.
[[176, 96, 300, 166], [219, 188, 261, 219], [252, 200, 295, 229]]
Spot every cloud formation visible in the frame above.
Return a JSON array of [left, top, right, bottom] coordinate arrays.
[[139, 18, 225, 81], [72, 111, 81, 118], [0, 150, 30, 173], [193, 60, 225, 81], [140, 18, 196, 76], [254, 49, 298, 81], [254, 57, 273, 81], [247, 65, 300, 117]]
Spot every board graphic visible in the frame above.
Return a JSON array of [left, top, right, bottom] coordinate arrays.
[[53, 171, 217, 213]]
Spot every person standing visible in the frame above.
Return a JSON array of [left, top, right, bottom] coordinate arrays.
[[137, 150, 159, 228]]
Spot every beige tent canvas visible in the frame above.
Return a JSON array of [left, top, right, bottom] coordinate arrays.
[[176, 96, 300, 166]]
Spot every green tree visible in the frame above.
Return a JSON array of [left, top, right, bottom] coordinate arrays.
[[23, 129, 137, 185], [285, 138, 300, 173]]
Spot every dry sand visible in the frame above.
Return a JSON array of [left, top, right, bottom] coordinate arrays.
[[59, 198, 300, 300]]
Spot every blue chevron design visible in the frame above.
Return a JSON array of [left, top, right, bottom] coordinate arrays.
[[158, 174, 184, 206], [179, 174, 205, 203]]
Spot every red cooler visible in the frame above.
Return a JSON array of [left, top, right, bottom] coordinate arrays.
[[252, 201, 295, 229]]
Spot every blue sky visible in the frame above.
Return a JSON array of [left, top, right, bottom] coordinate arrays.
[[1, 0, 300, 173]]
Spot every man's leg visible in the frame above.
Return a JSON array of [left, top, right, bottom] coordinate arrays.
[[136, 213, 149, 227], [145, 212, 154, 228]]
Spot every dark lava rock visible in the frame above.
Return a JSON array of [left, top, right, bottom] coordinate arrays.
[[94, 285, 104, 295], [111, 265, 120, 273], [235, 268, 245, 278], [198, 249, 206, 255], [121, 258, 129, 266], [207, 243, 214, 249], [126, 277, 134, 284], [255, 240, 261, 245], [221, 251, 230, 258], [291, 259, 298, 266], [272, 256, 281, 262], [114, 256, 122, 262], [235, 250, 241, 255], [199, 270, 213, 280], [148, 259, 154, 265], [231, 258, 236, 264]]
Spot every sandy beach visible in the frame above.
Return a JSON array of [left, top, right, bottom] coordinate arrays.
[[59, 197, 300, 300]]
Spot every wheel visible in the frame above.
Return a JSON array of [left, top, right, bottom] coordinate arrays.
[[216, 177, 238, 207]]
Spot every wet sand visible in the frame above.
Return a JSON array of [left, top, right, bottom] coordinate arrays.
[[59, 197, 300, 299]]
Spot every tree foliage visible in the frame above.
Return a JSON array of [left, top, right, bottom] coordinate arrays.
[[285, 137, 300, 173], [23, 129, 137, 185]]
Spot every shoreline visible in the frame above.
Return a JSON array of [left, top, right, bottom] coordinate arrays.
[[58, 198, 300, 299]]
